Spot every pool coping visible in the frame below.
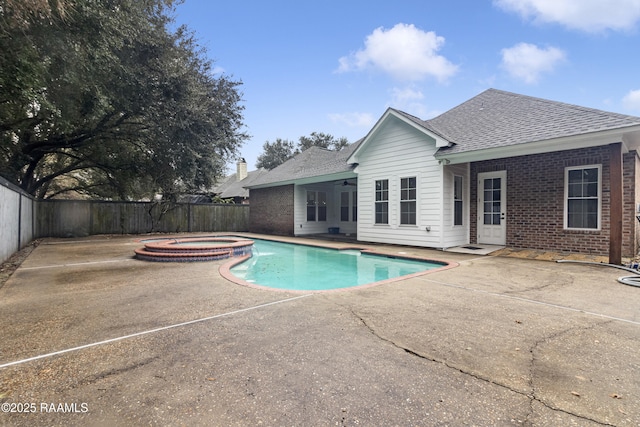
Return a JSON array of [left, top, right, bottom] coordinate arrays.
[[217, 235, 460, 293]]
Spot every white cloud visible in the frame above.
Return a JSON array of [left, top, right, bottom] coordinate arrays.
[[387, 86, 432, 117], [328, 112, 375, 128], [337, 23, 458, 82], [500, 43, 565, 84], [494, 0, 640, 32], [390, 86, 424, 105], [623, 89, 640, 110]]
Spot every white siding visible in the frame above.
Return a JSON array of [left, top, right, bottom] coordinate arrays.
[[356, 116, 445, 248]]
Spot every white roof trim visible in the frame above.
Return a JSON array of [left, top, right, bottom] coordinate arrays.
[[348, 108, 451, 164]]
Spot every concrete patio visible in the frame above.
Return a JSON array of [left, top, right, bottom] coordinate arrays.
[[0, 234, 638, 426]]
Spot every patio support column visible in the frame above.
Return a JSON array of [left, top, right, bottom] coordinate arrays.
[[609, 142, 623, 265]]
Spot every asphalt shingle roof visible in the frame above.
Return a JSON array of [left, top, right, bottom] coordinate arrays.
[[248, 89, 640, 187], [214, 168, 269, 198], [430, 89, 640, 155], [246, 141, 362, 187]]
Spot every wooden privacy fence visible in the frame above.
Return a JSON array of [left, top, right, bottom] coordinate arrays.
[[36, 200, 249, 237]]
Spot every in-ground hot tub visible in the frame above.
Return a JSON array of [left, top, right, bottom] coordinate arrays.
[[134, 237, 254, 262]]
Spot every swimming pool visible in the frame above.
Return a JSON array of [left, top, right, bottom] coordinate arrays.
[[226, 238, 448, 291]]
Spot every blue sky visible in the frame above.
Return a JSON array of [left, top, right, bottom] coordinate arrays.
[[174, 0, 640, 171]]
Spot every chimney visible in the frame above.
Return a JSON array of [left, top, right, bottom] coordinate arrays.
[[236, 158, 247, 181]]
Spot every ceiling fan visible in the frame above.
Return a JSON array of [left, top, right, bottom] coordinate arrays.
[[335, 180, 357, 186]]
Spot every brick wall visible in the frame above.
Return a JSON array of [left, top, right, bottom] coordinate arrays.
[[249, 185, 295, 235], [470, 146, 639, 257]]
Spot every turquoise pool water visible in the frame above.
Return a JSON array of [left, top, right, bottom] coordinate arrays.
[[229, 239, 444, 291]]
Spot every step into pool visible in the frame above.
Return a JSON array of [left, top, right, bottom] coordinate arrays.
[[228, 238, 448, 291]]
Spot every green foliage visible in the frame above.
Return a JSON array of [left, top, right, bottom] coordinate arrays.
[[255, 138, 295, 170], [0, 0, 248, 199], [211, 195, 235, 204], [298, 132, 349, 152], [256, 132, 348, 170], [0, 0, 71, 30]]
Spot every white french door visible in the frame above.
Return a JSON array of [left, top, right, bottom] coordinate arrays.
[[477, 171, 506, 245]]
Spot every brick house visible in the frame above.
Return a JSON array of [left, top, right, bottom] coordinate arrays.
[[247, 89, 640, 263]]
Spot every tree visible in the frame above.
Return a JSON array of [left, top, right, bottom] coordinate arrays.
[[255, 132, 349, 170], [0, 0, 247, 200], [255, 138, 295, 170], [298, 132, 349, 152], [1, 0, 71, 29]]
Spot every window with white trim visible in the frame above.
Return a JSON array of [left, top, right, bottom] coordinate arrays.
[[352, 191, 357, 221], [317, 191, 327, 221], [565, 165, 601, 230], [306, 191, 316, 221], [453, 175, 463, 226], [306, 191, 327, 222], [400, 177, 416, 225], [340, 191, 357, 222], [375, 180, 388, 224], [340, 192, 349, 222]]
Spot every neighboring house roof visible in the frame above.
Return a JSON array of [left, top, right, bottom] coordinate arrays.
[[214, 168, 269, 198], [431, 89, 640, 156], [246, 141, 363, 188]]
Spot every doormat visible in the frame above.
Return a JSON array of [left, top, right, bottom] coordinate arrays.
[[462, 246, 484, 250]]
